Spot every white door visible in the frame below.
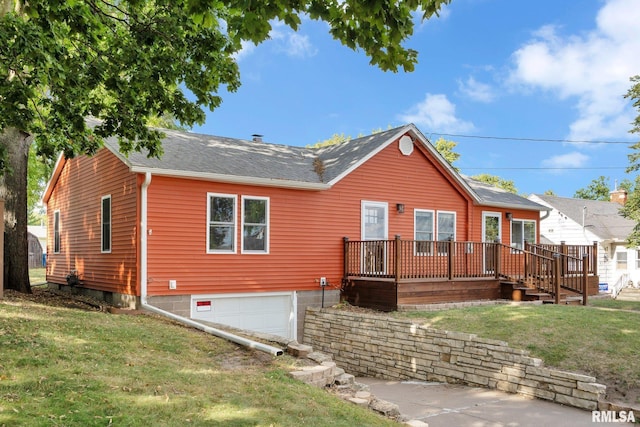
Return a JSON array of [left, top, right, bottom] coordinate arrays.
[[482, 212, 501, 273], [361, 201, 388, 274]]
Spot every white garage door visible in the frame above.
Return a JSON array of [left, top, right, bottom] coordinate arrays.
[[191, 292, 296, 339]]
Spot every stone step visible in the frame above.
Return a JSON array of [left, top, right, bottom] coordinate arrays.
[[288, 361, 337, 388]]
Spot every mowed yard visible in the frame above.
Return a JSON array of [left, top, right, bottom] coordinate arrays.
[[0, 279, 398, 426], [4, 269, 639, 426]]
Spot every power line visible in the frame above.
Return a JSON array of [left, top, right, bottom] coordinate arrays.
[[433, 133, 634, 145], [460, 166, 628, 170]]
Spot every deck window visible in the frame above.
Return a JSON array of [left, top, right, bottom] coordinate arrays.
[[437, 211, 456, 254], [53, 210, 61, 253], [242, 196, 269, 253], [617, 251, 627, 270], [207, 193, 237, 253], [414, 210, 434, 255], [511, 219, 536, 250], [101, 195, 111, 253]]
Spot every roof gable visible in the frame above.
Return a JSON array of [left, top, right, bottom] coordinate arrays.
[[44, 120, 547, 212]]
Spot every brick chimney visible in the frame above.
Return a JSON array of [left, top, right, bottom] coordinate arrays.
[[610, 188, 628, 205]]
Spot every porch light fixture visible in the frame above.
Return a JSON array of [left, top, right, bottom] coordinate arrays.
[[505, 212, 513, 221], [396, 203, 405, 214]]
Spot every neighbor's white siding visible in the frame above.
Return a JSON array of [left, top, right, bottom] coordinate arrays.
[[530, 195, 640, 289]]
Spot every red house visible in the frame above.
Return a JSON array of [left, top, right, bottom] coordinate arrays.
[[44, 123, 553, 339]]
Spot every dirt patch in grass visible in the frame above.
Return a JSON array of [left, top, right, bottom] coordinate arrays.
[[4, 287, 108, 311]]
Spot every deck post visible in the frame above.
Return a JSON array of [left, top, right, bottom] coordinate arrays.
[[560, 241, 568, 276], [592, 241, 598, 277], [343, 237, 349, 280], [582, 254, 588, 306], [394, 235, 402, 281], [553, 254, 561, 304], [494, 241, 501, 280], [524, 241, 529, 281], [447, 239, 453, 280]]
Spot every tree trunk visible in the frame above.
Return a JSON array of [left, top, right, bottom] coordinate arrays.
[[0, 127, 32, 293]]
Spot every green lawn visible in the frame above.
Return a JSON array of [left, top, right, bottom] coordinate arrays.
[[29, 267, 47, 285], [393, 300, 640, 403], [0, 291, 397, 427]]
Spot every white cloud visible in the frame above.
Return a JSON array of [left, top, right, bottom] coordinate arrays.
[[270, 22, 318, 58], [541, 151, 589, 169], [232, 20, 317, 61], [457, 76, 495, 103], [233, 40, 257, 62], [399, 93, 475, 133], [508, 0, 640, 141]]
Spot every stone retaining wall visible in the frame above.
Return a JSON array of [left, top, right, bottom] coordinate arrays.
[[303, 307, 606, 410]]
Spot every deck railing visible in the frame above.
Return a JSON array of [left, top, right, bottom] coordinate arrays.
[[343, 236, 593, 303]]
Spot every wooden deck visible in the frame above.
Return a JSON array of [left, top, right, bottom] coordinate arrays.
[[342, 238, 599, 311]]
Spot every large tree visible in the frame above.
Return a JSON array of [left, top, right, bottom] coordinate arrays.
[[470, 173, 518, 194], [622, 75, 640, 246], [1, 0, 451, 292], [574, 176, 612, 201]]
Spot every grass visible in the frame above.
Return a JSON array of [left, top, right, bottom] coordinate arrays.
[[0, 293, 397, 427], [393, 300, 640, 401], [29, 268, 47, 285]]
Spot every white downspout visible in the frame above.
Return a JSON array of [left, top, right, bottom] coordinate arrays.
[[138, 172, 283, 356]]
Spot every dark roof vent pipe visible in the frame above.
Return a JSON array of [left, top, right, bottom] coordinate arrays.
[[252, 134, 263, 143]]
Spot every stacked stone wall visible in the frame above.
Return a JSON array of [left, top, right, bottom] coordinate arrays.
[[303, 307, 605, 410]]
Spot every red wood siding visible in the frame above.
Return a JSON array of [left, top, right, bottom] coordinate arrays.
[[468, 209, 541, 244], [146, 136, 477, 296], [46, 150, 138, 294]]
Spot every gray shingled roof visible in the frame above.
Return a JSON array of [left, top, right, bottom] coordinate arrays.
[[101, 122, 546, 211], [106, 129, 322, 184], [532, 194, 635, 240], [465, 176, 547, 211]]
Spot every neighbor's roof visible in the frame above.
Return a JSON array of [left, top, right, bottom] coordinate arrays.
[[531, 194, 635, 241]]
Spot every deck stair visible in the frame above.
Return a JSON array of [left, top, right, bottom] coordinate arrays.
[[501, 281, 553, 302]]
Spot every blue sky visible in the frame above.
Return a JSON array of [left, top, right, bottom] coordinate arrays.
[[192, 0, 640, 198]]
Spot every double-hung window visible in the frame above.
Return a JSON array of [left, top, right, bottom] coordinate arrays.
[[437, 211, 456, 254], [101, 195, 111, 253], [617, 251, 628, 270], [207, 193, 237, 253], [242, 196, 269, 253], [53, 210, 61, 253], [414, 210, 434, 255], [511, 219, 536, 250]]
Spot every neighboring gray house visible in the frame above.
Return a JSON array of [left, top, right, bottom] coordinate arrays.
[[528, 191, 637, 294]]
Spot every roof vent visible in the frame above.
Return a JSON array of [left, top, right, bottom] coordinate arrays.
[[252, 134, 263, 143]]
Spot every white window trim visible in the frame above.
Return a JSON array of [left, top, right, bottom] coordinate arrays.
[[510, 218, 537, 250], [482, 211, 502, 243], [101, 195, 112, 254], [53, 210, 61, 254], [436, 210, 456, 256], [360, 200, 389, 241], [241, 195, 270, 254], [206, 193, 238, 254], [436, 210, 457, 241], [414, 209, 435, 256]]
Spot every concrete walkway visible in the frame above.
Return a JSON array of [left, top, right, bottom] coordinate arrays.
[[358, 378, 634, 426], [617, 287, 640, 301]]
